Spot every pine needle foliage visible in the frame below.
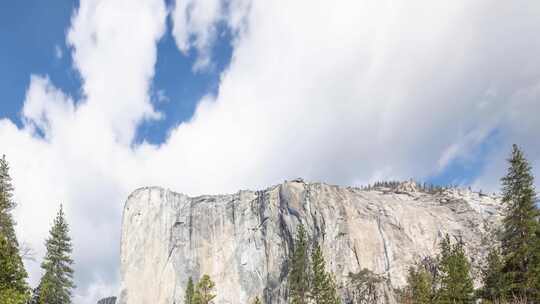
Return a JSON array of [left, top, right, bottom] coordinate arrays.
[[404, 265, 433, 304], [38, 205, 75, 304], [500, 144, 540, 299], [436, 234, 474, 304], [311, 243, 340, 304], [480, 248, 507, 303], [185, 277, 195, 304], [0, 155, 29, 304], [288, 223, 310, 304], [193, 274, 216, 304]]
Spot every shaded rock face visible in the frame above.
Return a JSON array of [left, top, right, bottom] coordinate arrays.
[[118, 181, 502, 304], [97, 297, 116, 304]]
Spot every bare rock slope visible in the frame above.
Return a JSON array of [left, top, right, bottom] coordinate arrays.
[[118, 180, 502, 304]]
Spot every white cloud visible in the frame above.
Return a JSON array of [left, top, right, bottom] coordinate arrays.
[[54, 45, 63, 59], [1, 0, 540, 303]]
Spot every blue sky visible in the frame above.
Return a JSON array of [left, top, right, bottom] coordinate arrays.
[[1, 1, 539, 303], [0, 0, 493, 187], [0, 0, 233, 145]]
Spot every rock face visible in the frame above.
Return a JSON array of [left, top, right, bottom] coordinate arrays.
[[118, 180, 502, 304]]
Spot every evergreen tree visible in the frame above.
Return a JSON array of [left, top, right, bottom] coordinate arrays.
[[251, 296, 262, 304], [500, 144, 539, 298], [310, 243, 340, 304], [530, 224, 540, 303], [38, 205, 75, 304], [288, 223, 310, 304], [479, 248, 507, 303], [27, 283, 42, 304], [436, 234, 474, 304], [185, 277, 194, 304], [0, 155, 29, 303], [404, 265, 432, 304], [348, 269, 382, 303], [193, 274, 216, 304]]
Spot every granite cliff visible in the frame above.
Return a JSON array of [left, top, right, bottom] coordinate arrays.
[[117, 180, 502, 304]]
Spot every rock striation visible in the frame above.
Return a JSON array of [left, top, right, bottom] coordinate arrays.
[[117, 180, 502, 304]]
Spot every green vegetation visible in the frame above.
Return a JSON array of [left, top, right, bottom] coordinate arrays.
[[288, 223, 310, 304], [401, 265, 433, 304], [193, 274, 216, 304], [286, 224, 341, 304], [500, 145, 539, 300], [37, 205, 75, 304], [311, 242, 340, 304], [2, 143, 539, 304], [0, 155, 30, 304], [398, 144, 540, 304], [185, 277, 195, 304], [437, 234, 474, 303]]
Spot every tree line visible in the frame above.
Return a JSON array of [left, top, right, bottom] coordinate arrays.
[[182, 144, 540, 304], [2, 144, 539, 304], [0, 155, 75, 304], [401, 145, 540, 304]]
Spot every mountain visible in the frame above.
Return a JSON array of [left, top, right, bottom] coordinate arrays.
[[117, 180, 502, 304]]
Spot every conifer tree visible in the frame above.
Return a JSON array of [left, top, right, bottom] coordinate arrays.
[[288, 223, 310, 304], [500, 144, 539, 298], [404, 265, 432, 304], [38, 205, 75, 304], [348, 268, 382, 303], [531, 225, 540, 303], [193, 274, 216, 304], [28, 284, 42, 304], [0, 155, 29, 303], [185, 277, 195, 304], [311, 242, 340, 304], [436, 234, 473, 304], [479, 248, 507, 303]]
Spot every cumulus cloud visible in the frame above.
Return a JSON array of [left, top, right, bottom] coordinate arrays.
[[171, 0, 250, 71], [1, 0, 540, 303]]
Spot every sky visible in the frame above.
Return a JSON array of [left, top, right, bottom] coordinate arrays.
[[0, 0, 539, 303]]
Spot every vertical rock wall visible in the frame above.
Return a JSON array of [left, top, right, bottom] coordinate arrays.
[[118, 181, 502, 304]]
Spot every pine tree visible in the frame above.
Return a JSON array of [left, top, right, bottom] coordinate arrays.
[[436, 234, 474, 304], [28, 284, 42, 304], [349, 268, 383, 303], [500, 144, 539, 298], [185, 277, 195, 304], [479, 248, 507, 302], [530, 224, 540, 303], [38, 205, 75, 304], [193, 274, 216, 304], [311, 242, 340, 304], [0, 155, 29, 304], [404, 265, 432, 304], [288, 223, 310, 304]]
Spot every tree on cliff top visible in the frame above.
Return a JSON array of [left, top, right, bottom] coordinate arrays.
[[38, 205, 75, 304]]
